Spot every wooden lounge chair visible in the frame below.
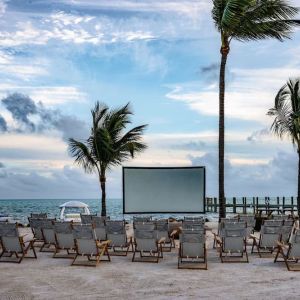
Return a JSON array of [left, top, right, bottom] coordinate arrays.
[[216, 227, 248, 263], [71, 224, 110, 267], [53, 221, 76, 259], [91, 216, 107, 241], [28, 217, 45, 245], [250, 225, 282, 257], [0, 223, 37, 263], [132, 229, 164, 263], [106, 220, 132, 256], [274, 231, 300, 271], [156, 219, 174, 251], [40, 219, 56, 252], [178, 229, 207, 269]]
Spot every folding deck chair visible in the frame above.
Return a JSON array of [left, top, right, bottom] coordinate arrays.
[[156, 219, 174, 251], [251, 225, 282, 257], [274, 231, 300, 271], [178, 229, 207, 269], [132, 229, 165, 263], [106, 220, 132, 256], [71, 224, 110, 267], [28, 217, 44, 245], [217, 227, 248, 263], [53, 221, 76, 258], [0, 223, 36, 263], [40, 219, 56, 252], [91, 216, 107, 241]]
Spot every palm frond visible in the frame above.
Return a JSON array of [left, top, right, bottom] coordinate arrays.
[[68, 138, 97, 173]]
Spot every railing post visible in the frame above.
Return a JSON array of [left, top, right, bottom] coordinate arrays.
[[277, 197, 280, 215], [252, 197, 256, 214], [214, 197, 217, 213], [283, 196, 285, 214], [243, 197, 246, 214], [233, 197, 236, 214]]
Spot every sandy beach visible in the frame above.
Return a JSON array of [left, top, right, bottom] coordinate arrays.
[[0, 222, 299, 300]]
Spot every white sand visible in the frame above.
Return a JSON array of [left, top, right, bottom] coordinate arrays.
[[0, 222, 300, 300]]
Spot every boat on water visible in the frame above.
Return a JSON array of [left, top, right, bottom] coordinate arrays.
[[59, 201, 91, 222]]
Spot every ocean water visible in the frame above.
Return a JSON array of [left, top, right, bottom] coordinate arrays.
[[0, 197, 296, 224]]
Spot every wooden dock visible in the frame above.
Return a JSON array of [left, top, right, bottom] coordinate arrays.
[[205, 197, 298, 214]]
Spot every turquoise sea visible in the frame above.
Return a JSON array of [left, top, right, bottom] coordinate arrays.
[[0, 197, 296, 224]]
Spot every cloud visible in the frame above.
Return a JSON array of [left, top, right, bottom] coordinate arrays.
[[0, 93, 89, 141], [188, 150, 298, 196], [166, 67, 300, 124], [171, 141, 206, 151]]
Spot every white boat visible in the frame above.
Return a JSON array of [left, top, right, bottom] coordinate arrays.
[[59, 201, 91, 222]]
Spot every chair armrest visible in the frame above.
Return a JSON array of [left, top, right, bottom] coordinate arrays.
[[215, 236, 222, 245], [249, 234, 257, 240], [277, 241, 289, 249], [158, 237, 166, 244], [170, 229, 178, 237], [97, 240, 111, 248]]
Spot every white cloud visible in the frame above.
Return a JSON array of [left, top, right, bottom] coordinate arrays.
[[166, 67, 300, 124]]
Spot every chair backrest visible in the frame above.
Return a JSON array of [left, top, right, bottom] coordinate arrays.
[[0, 223, 18, 237], [289, 231, 300, 258], [54, 221, 74, 249], [238, 215, 255, 227], [80, 214, 93, 224], [281, 225, 293, 244], [134, 222, 156, 231], [28, 218, 45, 240], [184, 216, 204, 223], [133, 216, 152, 223], [180, 230, 205, 257], [223, 228, 246, 252], [260, 225, 282, 248], [0, 223, 22, 252], [91, 216, 106, 240], [263, 220, 283, 226], [273, 215, 289, 220], [91, 216, 106, 227], [134, 229, 157, 252], [40, 219, 55, 244], [72, 224, 97, 255], [31, 213, 47, 219], [106, 220, 127, 246], [283, 219, 294, 226]]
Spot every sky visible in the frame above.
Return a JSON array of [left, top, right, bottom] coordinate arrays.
[[0, 0, 299, 199]]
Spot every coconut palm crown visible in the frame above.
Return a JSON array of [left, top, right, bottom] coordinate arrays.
[[212, 0, 299, 219], [268, 78, 300, 215], [68, 102, 147, 216]]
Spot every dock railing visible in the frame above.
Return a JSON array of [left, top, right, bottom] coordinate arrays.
[[205, 197, 298, 215]]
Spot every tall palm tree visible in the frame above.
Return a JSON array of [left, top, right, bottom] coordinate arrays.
[[212, 0, 299, 219], [68, 102, 147, 216], [268, 78, 300, 215]]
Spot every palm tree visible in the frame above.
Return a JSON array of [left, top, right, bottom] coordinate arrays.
[[268, 78, 300, 215], [212, 0, 299, 219], [68, 102, 147, 216]]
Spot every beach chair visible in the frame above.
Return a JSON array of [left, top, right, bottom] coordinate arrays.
[[91, 216, 107, 241], [250, 225, 282, 257], [28, 218, 45, 245], [40, 219, 56, 252], [216, 227, 248, 263], [106, 220, 132, 256], [53, 221, 76, 259], [0, 223, 37, 263], [80, 214, 93, 224], [71, 224, 110, 266], [156, 219, 174, 251], [239, 215, 255, 236], [263, 219, 283, 226], [132, 229, 164, 263], [182, 220, 205, 231], [133, 221, 156, 231], [280, 224, 294, 244], [274, 231, 300, 271], [30, 213, 47, 219], [178, 230, 207, 269]]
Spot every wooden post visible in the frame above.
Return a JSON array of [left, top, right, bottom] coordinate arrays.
[[277, 197, 280, 215], [214, 197, 217, 213], [233, 197, 236, 214], [256, 197, 258, 214], [252, 197, 255, 214], [283, 196, 285, 214], [243, 197, 246, 214]]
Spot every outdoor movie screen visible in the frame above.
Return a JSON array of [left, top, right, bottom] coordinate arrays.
[[122, 166, 205, 214]]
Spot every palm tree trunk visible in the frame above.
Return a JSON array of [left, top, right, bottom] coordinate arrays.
[[219, 45, 229, 220], [298, 150, 300, 216], [99, 172, 106, 217]]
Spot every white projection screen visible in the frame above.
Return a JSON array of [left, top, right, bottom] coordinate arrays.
[[123, 167, 205, 214]]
